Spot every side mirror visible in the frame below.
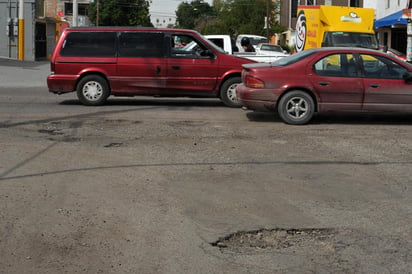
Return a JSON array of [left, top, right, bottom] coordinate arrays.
[[201, 49, 214, 58], [403, 71, 412, 82]]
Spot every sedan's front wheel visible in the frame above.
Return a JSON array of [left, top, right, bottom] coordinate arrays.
[[278, 90, 314, 125]]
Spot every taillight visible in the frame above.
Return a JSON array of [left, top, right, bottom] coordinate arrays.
[[245, 75, 264, 88]]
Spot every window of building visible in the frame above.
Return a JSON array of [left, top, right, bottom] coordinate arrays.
[[35, 0, 45, 17], [350, 0, 360, 7], [64, 3, 89, 16], [387, 0, 390, 8], [291, 0, 298, 18], [306, 0, 314, 5]]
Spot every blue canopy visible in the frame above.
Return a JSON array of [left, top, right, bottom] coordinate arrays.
[[375, 10, 408, 28]]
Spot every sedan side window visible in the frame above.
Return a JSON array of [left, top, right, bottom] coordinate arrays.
[[360, 54, 407, 79], [313, 53, 357, 77]]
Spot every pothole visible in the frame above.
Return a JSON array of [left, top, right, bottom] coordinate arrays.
[[211, 228, 345, 254], [38, 129, 64, 135], [103, 142, 124, 148], [166, 120, 207, 127]]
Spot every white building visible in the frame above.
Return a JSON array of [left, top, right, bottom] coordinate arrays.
[[150, 14, 176, 28], [369, 0, 410, 54]]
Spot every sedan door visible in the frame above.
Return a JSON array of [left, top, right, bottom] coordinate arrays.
[[360, 54, 412, 111], [309, 53, 364, 111]]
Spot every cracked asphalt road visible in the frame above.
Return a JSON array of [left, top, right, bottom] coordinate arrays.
[[0, 59, 411, 273]]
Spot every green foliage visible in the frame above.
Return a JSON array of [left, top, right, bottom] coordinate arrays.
[[175, 0, 216, 30], [174, 0, 285, 39], [207, 0, 280, 37], [88, 0, 152, 26]]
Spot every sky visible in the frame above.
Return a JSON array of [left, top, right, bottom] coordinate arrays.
[[150, 0, 213, 25]]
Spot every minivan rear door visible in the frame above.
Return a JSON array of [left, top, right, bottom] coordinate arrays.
[[114, 32, 167, 94]]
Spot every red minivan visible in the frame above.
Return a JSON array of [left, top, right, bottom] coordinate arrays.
[[47, 27, 255, 107]]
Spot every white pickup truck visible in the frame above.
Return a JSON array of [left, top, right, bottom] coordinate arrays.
[[205, 34, 289, 63]]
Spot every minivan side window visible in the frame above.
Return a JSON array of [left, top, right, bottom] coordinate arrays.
[[60, 32, 117, 57], [170, 34, 208, 58], [118, 32, 164, 58]]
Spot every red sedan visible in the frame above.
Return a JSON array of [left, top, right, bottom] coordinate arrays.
[[236, 47, 412, 125]]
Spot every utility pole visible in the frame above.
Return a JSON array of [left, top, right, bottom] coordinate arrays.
[[403, 7, 412, 62], [73, 0, 78, 27], [18, 0, 24, 60], [96, 0, 99, 26], [266, 0, 270, 40]]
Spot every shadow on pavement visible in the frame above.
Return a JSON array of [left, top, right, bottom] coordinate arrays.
[[245, 111, 412, 125]]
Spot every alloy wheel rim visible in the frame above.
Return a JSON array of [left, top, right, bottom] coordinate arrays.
[[286, 97, 308, 119]]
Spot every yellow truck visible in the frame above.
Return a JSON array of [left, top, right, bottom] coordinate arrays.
[[295, 5, 378, 52]]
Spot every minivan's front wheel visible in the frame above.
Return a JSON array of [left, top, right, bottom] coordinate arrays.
[[278, 90, 314, 125], [220, 76, 241, 108], [77, 75, 110, 106]]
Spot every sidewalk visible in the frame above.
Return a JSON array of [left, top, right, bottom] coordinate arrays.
[[0, 58, 50, 88]]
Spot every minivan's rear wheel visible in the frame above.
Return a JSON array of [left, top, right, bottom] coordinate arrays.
[[77, 75, 110, 106], [278, 90, 314, 125], [220, 76, 241, 108]]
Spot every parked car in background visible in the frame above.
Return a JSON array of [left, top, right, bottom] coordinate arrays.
[[235, 34, 268, 53], [237, 47, 412, 125], [386, 48, 407, 62], [255, 43, 289, 56], [205, 35, 287, 63], [47, 28, 256, 107]]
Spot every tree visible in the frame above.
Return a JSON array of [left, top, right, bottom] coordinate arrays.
[[88, 0, 152, 26], [175, 0, 216, 30], [204, 0, 284, 38]]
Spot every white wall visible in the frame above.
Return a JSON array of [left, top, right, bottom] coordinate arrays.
[[371, 0, 408, 19]]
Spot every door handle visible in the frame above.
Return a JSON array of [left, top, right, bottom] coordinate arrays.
[[319, 81, 330, 86], [172, 66, 180, 70], [156, 66, 161, 74], [369, 84, 380, 88]]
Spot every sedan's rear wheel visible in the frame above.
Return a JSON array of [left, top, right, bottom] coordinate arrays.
[[278, 90, 314, 125], [77, 75, 110, 106]]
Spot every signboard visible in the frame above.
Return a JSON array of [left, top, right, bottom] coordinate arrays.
[[402, 8, 412, 18]]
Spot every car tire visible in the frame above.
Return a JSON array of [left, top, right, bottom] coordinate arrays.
[[278, 90, 314, 125], [77, 75, 110, 106], [220, 76, 241, 108]]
